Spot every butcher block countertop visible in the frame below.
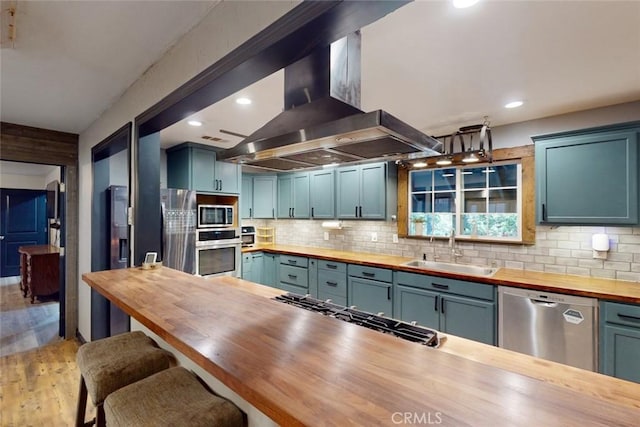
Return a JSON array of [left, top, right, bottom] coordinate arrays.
[[82, 267, 640, 426], [245, 244, 640, 303]]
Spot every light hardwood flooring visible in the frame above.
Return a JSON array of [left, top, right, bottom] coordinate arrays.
[[1, 279, 60, 357], [0, 278, 90, 426]]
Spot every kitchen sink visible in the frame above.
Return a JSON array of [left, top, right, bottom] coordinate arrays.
[[402, 260, 498, 277]]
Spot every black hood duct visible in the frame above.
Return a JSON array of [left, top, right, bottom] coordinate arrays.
[[218, 32, 442, 171]]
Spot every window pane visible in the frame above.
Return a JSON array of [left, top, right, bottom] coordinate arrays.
[[461, 213, 518, 237], [411, 170, 432, 192], [433, 168, 456, 191], [489, 189, 517, 213], [488, 164, 517, 188], [463, 190, 486, 213], [411, 193, 431, 213], [434, 192, 455, 212], [430, 213, 454, 236], [462, 168, 485, 189], [461, 213, 487, 236]]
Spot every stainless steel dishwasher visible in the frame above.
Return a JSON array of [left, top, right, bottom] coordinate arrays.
[[498, 286, 598, 371]]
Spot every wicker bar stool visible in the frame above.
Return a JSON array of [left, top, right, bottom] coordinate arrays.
[[104, 366, 244, 427], [75, 331, 173, 427]]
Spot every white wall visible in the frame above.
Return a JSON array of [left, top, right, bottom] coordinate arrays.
[[0, 173, 45, 189], [77, 1, 298, 341]]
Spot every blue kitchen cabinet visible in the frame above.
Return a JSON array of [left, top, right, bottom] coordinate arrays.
[[252, 175, 277, 219], [277, 173, 310, 218], [600, 301, 640, 383], [241, 252, 263, 283], [167, 143, 240, 194], [317, 260, 347, 306], [534, 122, 639, 225], [336, 162, 387, 219], [347, 265, 393, 315], [394, 271, 497, 345], [241, 175, 253, 219], [278, 255, 309, 294], [262, 253, 278, 288], [309, 170, 335, 219]]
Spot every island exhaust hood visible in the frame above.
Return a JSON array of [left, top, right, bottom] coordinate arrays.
[[217, 33, 442, 171]]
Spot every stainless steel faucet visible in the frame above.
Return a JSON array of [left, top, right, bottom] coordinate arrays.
[[449, 229, 462, 262]]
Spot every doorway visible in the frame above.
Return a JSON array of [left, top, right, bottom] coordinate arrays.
[[0, 161, 63, 355]]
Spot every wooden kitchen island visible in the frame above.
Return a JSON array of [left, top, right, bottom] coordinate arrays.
[[82, 267, 640, 426]]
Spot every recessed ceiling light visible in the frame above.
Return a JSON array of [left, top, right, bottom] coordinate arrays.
[[504, 100, 524, 109], [453, 0, 480, 9], [187, 120, 202, 127], [236, 97, 252, 105]]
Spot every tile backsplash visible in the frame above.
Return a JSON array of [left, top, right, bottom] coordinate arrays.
[[246, 219, 640, 282]]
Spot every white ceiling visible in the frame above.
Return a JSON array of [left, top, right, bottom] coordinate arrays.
[[160, 0, 640, 149], [1, 0, 639, 158]]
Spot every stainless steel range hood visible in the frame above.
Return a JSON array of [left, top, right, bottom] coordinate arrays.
[[218, 33, 442, 171]]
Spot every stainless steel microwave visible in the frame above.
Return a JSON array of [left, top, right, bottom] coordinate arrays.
[[197, 204, 234, 228]]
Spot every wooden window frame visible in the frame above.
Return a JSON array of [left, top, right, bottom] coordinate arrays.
[[397, 145, 535, 244]]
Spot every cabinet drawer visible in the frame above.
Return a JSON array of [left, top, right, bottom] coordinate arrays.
[[318, 260, 346, 273], [279, 264, 308, 288], [395, 271, 495, 301], [347, 264, 392, 283], [280, 255, 308, 268], [602, 301, 640, 328], [318, 270, 347, 298]]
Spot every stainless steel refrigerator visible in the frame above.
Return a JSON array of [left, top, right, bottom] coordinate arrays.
[[160, 188, 197, 273]]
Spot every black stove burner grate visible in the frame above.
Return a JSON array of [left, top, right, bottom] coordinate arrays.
[[273, 293, 439, 347]]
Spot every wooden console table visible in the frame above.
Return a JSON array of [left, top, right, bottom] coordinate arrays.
[[18, 245, 60, 303]]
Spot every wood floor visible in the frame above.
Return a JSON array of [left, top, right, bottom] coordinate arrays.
[[0, 278, 91, 426]]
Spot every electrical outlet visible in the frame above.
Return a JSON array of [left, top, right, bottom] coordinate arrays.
[[392, 234, 398, 243], [323, 231, 329, 241], [371, 232, 378, 242]]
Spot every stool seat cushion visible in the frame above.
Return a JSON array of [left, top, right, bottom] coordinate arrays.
[[77, 331, 172, 404], [104, 367, 243, 427]]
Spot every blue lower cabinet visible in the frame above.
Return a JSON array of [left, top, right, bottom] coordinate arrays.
[[262, 253, 278, 288], [241, 252, 263, 284], [600, 301, 640, 383], [394, 271, 497, 345], [279, 256, 309, 294], [348, 276, 392, 316]]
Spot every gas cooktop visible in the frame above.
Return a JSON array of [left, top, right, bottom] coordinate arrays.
[[273, 293, 439, 347]]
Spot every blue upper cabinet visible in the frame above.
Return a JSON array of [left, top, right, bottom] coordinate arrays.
[[241, 175, 253, 219], [310, 169, 335, 219], [336, 162, 388, 219], [167, 143, 240, 194], [534, 122, 639, 225], [252, 175, 277, 219], [277, 173, 310, 219]]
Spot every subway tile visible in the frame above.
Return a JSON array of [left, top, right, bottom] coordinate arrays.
[[570, 249, 593, 259], [553, 257, 578, 267], [603, 261, 630, 271], [534, 255, 556, 264], [544, 265, 567, 274], [504, 261, 525, 270], [605, 226, 635, 235], [578, 259, 604, 269], [617, 244, 640, 254], [607, 252, 634, 262], [557, 241, 581, 250], [514, 253, 536, 263], [546, 231, 570, 240], [548, 248, 571, 257], [525, 263, 545, 272], [534, 239, 558, 248], [579, 226, 606, 233], [631, 263, 640, 273], [615, 271, 640, 282], [619, 235, 640, 244]]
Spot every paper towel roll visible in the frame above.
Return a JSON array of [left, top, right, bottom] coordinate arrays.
[[592, 233, 610, 251]]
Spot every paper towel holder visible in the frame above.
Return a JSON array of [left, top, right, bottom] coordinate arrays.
[[592, 233, 609, 259]]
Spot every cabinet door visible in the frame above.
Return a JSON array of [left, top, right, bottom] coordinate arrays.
[[214, 161, 240, 194], [310, 170, 335, 219], [253, 176, 277, 218], [251, 253, 263, 283], [166, 147, 191, 190], [441, 294, 496, 345], [241, 253, 252, 280], [394, 285, 440, 331], [336, 166, 360, 218], [192, 148, 216, 192], [348, 276, 392, 316], [241, 176, 253, 219], [535, 127, 639, 224], [602, 324, 640, 383], [360, 163, 386, 219], [262, 253, 278, 288], [292, 173, 310, 218], [277, 175, 293, 218]]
